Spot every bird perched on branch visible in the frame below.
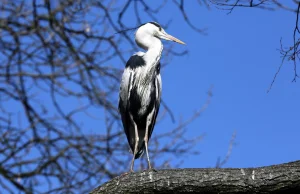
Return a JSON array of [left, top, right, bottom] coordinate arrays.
[[118, 22, 185, 172]]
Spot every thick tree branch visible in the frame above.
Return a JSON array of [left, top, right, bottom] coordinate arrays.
[[91, 160, 300, 193]]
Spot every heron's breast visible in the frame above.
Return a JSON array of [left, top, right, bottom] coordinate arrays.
[[135, 83, 153, 115], [130, 66, 158, 114]]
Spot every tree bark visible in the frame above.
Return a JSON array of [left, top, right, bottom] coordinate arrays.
[[91, 160, 300, 193]]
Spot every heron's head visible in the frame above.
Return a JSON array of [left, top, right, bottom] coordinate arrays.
[[135, 22, 185, 49]]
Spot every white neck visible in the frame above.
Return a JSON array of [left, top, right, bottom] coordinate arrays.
[[142, 37, 163, 67]]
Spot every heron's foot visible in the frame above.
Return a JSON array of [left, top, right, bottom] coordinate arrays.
[[147, 167, 157, 172], [129, 169, 135, 173], [151, 168, 157, 172], [119, 171, 130, 177]]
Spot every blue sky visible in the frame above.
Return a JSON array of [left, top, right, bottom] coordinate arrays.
[[131, 2, 300, 169]]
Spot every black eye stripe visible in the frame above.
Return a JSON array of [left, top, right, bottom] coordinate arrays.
[[139, 22, 162, 31], [149, 22, 162, 31]]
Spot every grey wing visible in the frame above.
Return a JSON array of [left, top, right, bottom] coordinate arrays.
[[148, 73, 162, 139], [119, 53, 145, 110], [119, 54, 145, 150], [118, 67, 134, 145], [119, 67, 132, 110]]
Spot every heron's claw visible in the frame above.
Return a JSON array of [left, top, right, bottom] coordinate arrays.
[[129, 169, 134, 173], [146, 168, 157, 172], [150, 168, 157, 172], [120, 171, 130, 177]]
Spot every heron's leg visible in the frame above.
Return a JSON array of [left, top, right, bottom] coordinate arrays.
[[129, 113, 139, 172], [144, 131, 151, 170], [144, 108, 155, 170]]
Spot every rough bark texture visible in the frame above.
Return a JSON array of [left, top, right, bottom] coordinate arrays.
[[91, 160, 300, 193]]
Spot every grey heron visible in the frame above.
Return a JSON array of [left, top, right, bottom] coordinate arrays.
[[118, 22, 185, 172]]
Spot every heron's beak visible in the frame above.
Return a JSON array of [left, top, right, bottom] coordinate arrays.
[[161, 32, 186, 45]]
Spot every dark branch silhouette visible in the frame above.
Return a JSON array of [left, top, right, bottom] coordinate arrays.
[[91, 160, 300, 194]]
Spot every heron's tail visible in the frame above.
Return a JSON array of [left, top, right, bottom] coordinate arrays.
[[134, 147, 145, 159]]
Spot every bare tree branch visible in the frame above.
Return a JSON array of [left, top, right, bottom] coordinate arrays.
[[208, 0, 300, 90], [91, 160, 300, 194], [0, 1, 210, 193]]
